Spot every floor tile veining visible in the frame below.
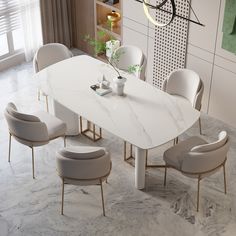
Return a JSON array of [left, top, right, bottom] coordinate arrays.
[[0, 62, 236, 236]]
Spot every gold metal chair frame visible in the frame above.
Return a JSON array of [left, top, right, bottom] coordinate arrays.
[[38, 89, 49, 113], [163, 159, 227, 212], [58, 167, 111, 216], [8, 132, 66, 179], [79, 117, 102, 141]]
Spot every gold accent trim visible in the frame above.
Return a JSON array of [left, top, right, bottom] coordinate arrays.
[[8, 133, 12, 162], [197, 175, 200, 212], [79, 117, 102, 142], [123, 142, 135, 164], [223, 163, 227, 194], [123, 142, 148, 168], [100, 179, 105, 216], [37, 89, 40, 101], [63, 135, 66, 147], [61, 178, 65, 215], [45, 95, 49, 113], [199, 118, 202, 135], [31, 147, 35, 179]]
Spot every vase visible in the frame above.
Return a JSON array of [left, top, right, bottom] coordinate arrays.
[[107, 10, 121, 28], [113, 76, 127, 96]]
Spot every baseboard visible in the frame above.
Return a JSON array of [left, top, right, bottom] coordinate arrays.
[[0, 53, 25, 72]]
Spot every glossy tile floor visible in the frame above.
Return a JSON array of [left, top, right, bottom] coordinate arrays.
[[0, 61, 236, 236]]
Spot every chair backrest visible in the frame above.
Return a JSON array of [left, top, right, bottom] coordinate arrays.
[[181, 131, 230, 175], [56, 146, 111, 185], [112, 45, 146, 79], [194, 79, 204, 111], [164, 69, 201, 107], [4, 103, 49, 144], [33, 43, 73, 73]]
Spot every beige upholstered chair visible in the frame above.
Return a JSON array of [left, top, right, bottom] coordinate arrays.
[[163, 131, 230, 211], [5, 103, 67, 178], [56, 146, 111, 216], [162, 68, 204, 135], [112, 45, 146, 80], [33, 43, 73, 112]]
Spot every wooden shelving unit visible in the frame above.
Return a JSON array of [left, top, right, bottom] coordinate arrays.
[[96, 0, 121, 12], [94, 0, 123, 61]]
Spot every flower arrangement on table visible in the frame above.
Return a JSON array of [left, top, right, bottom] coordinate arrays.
[[85, 30, 141, 96]]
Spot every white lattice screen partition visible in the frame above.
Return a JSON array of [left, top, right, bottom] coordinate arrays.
[[152, 0, 190, 89]]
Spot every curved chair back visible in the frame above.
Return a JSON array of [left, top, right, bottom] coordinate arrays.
[[33, 43, 73, 73], [4, 103, 49, 146], [194, 79, 204, 111], [181, 131, 229, 176], [56, 146, 111, 185], [164, 69, 201, 107], [112, 45, 146, 80]]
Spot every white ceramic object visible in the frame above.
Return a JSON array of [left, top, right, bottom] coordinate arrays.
[[35, 55, 200, 189], [113, 76, 127, 96]]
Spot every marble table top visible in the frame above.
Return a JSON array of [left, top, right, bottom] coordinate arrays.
[[34, 55, 200, 149]]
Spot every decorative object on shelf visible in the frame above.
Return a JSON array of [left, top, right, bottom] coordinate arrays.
[[134, 0, 204, 27], [106, 40, 120, 59], [107, 10, 121, 28], [222, 0, 236, 54], [103, 0, 119, 5]]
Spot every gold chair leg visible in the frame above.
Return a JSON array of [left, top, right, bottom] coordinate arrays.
[[175, 137, 179, 145], [199, 118, 202, 135], [130, 144, 133, 157], [8, 133, 12, 162], [164, 167, 167, 186], [145, 150, 148, 168], [223, 164, 227, 194], [93, 123, 96, 141], [61, 178, 65, 215], [124, 141, 127, 161], [197, 175, 201, 212], [99, 128, 102, 138], [100, 179, 105, 216], [173, 137, 178, 145], [79, 116, 83, 133], [31, 147, 35, 179], [63, 136, 66, 147], [45, 95, 49, 112], [38, 89, 40, 101]]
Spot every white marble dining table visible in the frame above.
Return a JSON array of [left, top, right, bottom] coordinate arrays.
[[34, 55, 200, 190]]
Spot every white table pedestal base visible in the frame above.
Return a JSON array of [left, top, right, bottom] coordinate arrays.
[[135, 147, 146, 189], [53, 100, 79, 136]]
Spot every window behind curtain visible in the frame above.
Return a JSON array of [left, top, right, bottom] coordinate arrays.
[[0, 0, 24, 59]]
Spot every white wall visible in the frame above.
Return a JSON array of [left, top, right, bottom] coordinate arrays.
[[122, 0, 236, 127], [186, 0, 236, 126]]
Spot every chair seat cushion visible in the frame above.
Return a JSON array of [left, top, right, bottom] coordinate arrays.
[[59, 146, 106, 160], [33, 111, 66, 139], [163, 136, 207, 170]]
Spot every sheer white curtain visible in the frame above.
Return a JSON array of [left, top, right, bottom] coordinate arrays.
[[20, 0, 42, 62]]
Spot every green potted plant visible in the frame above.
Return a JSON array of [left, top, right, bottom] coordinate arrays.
[[85, 30, 140, 95]]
